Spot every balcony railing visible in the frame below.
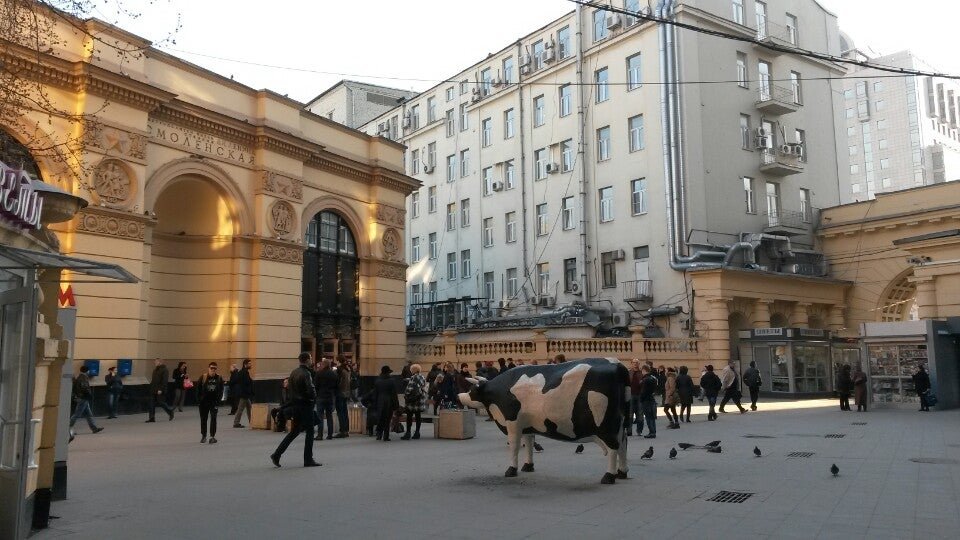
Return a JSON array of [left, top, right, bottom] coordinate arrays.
[[759, 148, 804, 176], [755, 20, 797, 52], [763, 209, 813, 236], [756, 84, 802, 115], [623, 279, 653, 302]]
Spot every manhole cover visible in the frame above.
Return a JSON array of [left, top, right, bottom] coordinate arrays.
[[825, 434, 846, 439], [910, 458, 960, 465], [743, 435, 777, 439], [788, 452, 815, 458], [708, 491, 754, 503]]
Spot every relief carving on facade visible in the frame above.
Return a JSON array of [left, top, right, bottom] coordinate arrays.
[[375, 203, 405, 228], [381, 227, 402, 262], [76, 211, 146, 240], [376, 261, 407, 281], [259, 242, 303, 265], [268, 200, 297, 238], [260, 170, 303, 201], [84, 123, 147, 160], [92, 159, 136, 208]]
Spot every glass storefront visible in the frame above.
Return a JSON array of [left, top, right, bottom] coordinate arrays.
[[794, 345, 830, 392], [740, 329, 850, 395]]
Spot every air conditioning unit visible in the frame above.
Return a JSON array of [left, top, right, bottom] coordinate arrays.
[[754, 136, 770, 150], [569, 281, 583, 295], [546, 163, 560, 174], [423, 164, 435, 174], [520, 64, 532, 75], [542, 48, 556, 64], [491, 181, 504, 192], [779, 144, 793, 155], [519, 54, 532, 68], [793, 144, 805, 159], [606, 13, 623, 30], [611, 249, 626, 261], [755, 127, 767, 138], [539, 296, 556, 308], [401, 113, 411, 129], [612, 312, 631, 328]]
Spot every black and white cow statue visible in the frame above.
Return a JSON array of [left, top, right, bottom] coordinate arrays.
[[458, 358, 630, 484]]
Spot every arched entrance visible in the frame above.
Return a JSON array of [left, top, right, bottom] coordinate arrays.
[[301, 210, 360, 362], [147, 174, 240, 368], [878, 272, 918, 322]]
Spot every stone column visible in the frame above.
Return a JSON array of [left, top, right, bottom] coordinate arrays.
[[752, 299, 773, 328], [913, 276, 938, 320], [828, 305, 846, 332], [702, 297, 732, 363], [532, 328, 549, 361], [442, 330, 458, 364], [628, 325, 646, 362], [792, 302, 811, 328]]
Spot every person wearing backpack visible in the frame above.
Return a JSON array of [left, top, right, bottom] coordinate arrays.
[[401, 364, 427, 440], [743, 361, 762, 411], [69, 365, 103, 440], [104, 366, 123, 419], [197, 362, 225, 444]]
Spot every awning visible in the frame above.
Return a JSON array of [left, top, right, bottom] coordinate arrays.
[[0, 245, 139, 283]]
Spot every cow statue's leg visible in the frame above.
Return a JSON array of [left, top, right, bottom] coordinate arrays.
[[596, 436, 618, 485], [616, 428, 629, 479], [505, 425, 521, 477], [520, 435, 535, 472]]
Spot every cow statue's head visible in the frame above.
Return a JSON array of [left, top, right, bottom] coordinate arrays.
[[458, 376, 488, 410]]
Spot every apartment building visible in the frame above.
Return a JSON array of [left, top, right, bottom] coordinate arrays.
[[305, 80, 418, 129], [355, 0, 847, 349], [839, 47, 960, 202]]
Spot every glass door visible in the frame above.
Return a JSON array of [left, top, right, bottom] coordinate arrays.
[[0, 269, 35, 540]]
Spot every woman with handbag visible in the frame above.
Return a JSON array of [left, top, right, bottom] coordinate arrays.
[[172, 362, 189, 412], [401, 364, 427, 440], [663, 368, 681, 429]]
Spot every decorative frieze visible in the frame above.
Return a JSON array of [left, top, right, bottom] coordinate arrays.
[[375, 203, 405, 228], [258, 241, 303, 265], [268, 200, 297, 239], [260, 170, 303, 201], [92, 158, 136, 208], [75, 209, 147, 240], [376, 261, 407, 281], [84, 123, 148, 161], [381, 227, 402, 262]]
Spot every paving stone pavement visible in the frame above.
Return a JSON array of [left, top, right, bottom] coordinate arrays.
[[38, 399, 960, 540]]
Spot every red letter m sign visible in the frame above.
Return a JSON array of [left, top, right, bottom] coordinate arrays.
[[58, 285, 76, 308]]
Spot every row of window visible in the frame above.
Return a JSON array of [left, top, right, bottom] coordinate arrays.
[[410, 180, 648, 264], [736, 52, 802, 104], [410, 114, 646, 181], [731, 0, 799, 47]]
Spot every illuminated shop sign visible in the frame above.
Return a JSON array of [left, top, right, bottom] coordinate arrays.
[[0, 160, 43, 229]]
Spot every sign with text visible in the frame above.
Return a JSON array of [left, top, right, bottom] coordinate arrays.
[[148, 120, 255, 165], [0, 160, 43, 229]]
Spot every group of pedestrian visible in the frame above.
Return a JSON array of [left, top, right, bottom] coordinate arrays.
[[311, 357, 355, 440], [835, 364, 870, 412]]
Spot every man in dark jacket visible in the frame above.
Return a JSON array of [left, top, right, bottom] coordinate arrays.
[[313, 359, 338, 440], [226, 364, 239, 414], [373, 365, 399, 441], [69, 365, 103, 439], [638, 365, 659, 439], [719, 361, 748, 414], [232, 359, 255, 428], [147, 359, 175, 422], [913, 365, 931, 411], [197, 362, 225, 444], [700, 365, 723, 420], [271, 352, 320, 467], [333, 359, 351, 438], [743, 361, 762, 411], [628, 360, 643, 436]]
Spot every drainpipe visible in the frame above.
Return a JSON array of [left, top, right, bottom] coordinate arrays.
[[516, 41, 531, 287], [575, 5, 591, 304], [658, 0, 718, 270]]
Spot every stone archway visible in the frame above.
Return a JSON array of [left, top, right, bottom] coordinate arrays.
[[146, 169, 244, 370], [877, 269, 918, 322], [145, 158, 254, 235]]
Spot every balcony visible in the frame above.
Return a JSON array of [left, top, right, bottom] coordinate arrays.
[[759, 148, 804, 176], [623, 279, 653, 302], [764, 209, 814, 236], [756, 84, 802, 115], [754, 20, 797, 54]]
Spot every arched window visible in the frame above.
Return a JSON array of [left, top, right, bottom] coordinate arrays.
[[0, 130, 42, 179], [302, 211, 359, 332]]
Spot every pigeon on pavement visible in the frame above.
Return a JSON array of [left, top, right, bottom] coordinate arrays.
[[705, 440, 721, 447], [533, 442, 544, 452], [753, 446, 762, 457], [707, 446, 722, 454], [678, 443, 695, 450], [669, 447, 677, 460], [831, 464, 839, 477], [641, 446, 654, 460], [575, 444, 584, 454]]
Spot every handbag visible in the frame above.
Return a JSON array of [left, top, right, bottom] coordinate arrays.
[[925, 390, 938, 407], [183, 377, 194, 390]]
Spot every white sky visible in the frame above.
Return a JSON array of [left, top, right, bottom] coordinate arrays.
[[103, 0, 960, 103]]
